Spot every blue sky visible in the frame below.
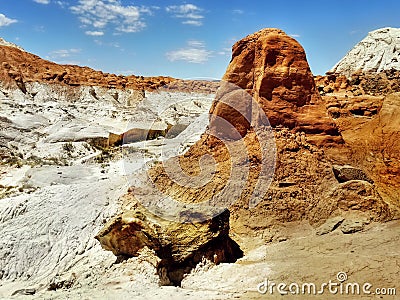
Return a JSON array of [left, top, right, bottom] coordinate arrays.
[[1, 0, 400, 79]]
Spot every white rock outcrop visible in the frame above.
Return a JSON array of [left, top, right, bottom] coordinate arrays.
[[0, 80, 219, 298], [0, 37, 24, 51], [330, 27, 400, 77]]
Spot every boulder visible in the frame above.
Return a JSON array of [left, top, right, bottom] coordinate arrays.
[[332, 165, 373, 183], [316, 216, 345, 235], [329, 180, 390, 221], [340, 219, 367, 234], [95, 200, 243, 285]]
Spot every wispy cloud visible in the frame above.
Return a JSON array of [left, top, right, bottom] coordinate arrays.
[[70, 0, 154, 34], [33, 0, 50, 4], [115, 69, 136, 76], [182, 20, 202, 26], [34, 25, 46, 32], [166, 4, 204, 26], [166, 40, 212, 63], [93, 39, 121, 49], [217, 37, 237, 56], [349, 30, 360, 35], [47, 48, 81, 65], [0, 13, 17, 27], [290, 34, 301, 38], [217, 47, 232, 56], [232, 9, 244, 14], [49, 48, 80, 57], [56, 1, 67, 8], [85, 30, 104, 36]]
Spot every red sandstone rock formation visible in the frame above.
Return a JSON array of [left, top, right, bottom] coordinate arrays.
[[93, 29, 398, 270], [137, 28, 395, 233], [210, 28, 341, 145]]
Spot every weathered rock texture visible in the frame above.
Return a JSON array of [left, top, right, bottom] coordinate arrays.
[[340, 93, 400, 206], [332, 165, 373, 183], [96, 195, 242, 285], [315, 70, 400, 97], [1, 28, 400, 299], [330, 27, 400, 77], [316, 71, 400, 211], [210, 28, 341, 145], [127, 29, 394, 240]]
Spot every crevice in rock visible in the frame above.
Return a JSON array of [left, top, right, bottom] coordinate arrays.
[[157, 235, 243, 286]]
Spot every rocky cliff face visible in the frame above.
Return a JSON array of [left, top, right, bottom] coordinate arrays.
[[210, 28, 341, 145], [115, 28, 396, 245], [330, 27, 400, 77], [311, 28, 400, 208]]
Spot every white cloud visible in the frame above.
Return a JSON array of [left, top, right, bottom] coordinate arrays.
[[166, 40, 212, 64], [55, 60, 81, 65], [33, 0, 50, 4], [349, 30, 360, 35], [182, 20, 202, 26], [115, 69, 136, 75], [0, 13, 17, 27], [47, 48, 82, 65], [217, 47, 232, 56], [49, 48, 81, 59], [85, 30, 104, 36], [117, 22, 146, 33], [34, 25, 46, 32], [94, 39, 120, 48], [56, 1, 67, 8], [166, 4, 204, 26], [290, 34, 301, 38], [70, 0, 153, 34], [232, 9, 244, 14]]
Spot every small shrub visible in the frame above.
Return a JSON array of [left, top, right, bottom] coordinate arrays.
[[62, 142, 74, 153]]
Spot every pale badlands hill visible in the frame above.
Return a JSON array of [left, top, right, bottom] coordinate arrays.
[[330, 27, 400, 77]]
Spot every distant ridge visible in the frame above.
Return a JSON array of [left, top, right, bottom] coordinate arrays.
[[0, 38, 176, 91], [0, 37, 219, 93]]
